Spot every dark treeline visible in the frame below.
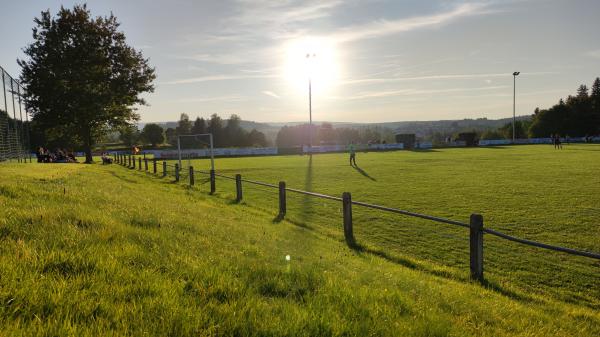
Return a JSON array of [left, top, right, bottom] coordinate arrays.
[[276, 123, 395, 147], [120, 113, 269, 149], [461, 77, 600, 141], [528, 77, 600, 138]]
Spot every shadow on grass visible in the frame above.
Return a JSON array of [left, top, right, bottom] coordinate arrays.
[[107, 170, 138, 184], [352, 165, 376, 181], [350, 242, 538, 304], [480, 146, 511, 150], [299, 156, 314, 225], [408, 148, 441, 152]]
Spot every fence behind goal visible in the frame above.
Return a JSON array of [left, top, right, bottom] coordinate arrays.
[[0, 65, 31, 162]]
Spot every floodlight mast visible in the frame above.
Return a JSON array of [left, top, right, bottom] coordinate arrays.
[[176, 133, 215, 172], [512, 71, 520, 143]]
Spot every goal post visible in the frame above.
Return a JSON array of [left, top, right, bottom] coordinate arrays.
[[176, 133, 215, 173]]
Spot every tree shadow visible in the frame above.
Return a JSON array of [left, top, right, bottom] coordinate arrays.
[[480, 146, 510, 150], [408, 148, 440, 152], [298, 155, 314, 224], [350, 242, 538, 304], [352, 165, 376, 181]]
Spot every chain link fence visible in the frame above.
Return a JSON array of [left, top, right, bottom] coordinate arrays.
[[0, 65, 30, 162]]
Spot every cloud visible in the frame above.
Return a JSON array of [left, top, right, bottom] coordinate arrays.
[[342, 71, 556, 86], [329, 3, 489, 43], [262, 90, 280, 99], [231, 0, 343, 28], [585, 49, 600, 59], [162, 73, 277, 85], [174, 95, 247, 103], [337, 85, 508, 101]]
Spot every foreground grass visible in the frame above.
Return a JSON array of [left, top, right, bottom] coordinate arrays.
[[171, 144, 600, 309], [0, 161, 599, 336]]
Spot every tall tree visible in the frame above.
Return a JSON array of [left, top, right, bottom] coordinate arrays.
[[140, 123, 164, 147], [191, 117, 207, 134], [590, 78, 600, 134], [207, 113, 224, 147], [119, 125, 140, 147], [19, 5, 155, 163], [224, 114, 244, 147], [176, 113, 192, 135]]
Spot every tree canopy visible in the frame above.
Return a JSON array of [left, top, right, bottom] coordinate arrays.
[[18, 4, 155, 162]]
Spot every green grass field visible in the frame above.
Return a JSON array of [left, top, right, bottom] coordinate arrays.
[[174, 144, 600, 308], [1, 144, 599, 336]]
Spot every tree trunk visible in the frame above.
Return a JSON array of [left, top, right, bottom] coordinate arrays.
[[84, 129, 93, 164]]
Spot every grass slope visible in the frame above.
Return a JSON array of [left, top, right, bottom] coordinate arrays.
[[0, 158, 598, 336], [173, 144, 600, 309]]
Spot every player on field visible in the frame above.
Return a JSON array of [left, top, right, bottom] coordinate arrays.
[[348, 142, 357, 166]]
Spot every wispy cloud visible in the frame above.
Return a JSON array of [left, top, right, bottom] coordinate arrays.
[[262, 90, 280, 99], [342, 72, 556, 86], [585, 49, 600, 59], [173, 95, 247, 103], [162, 73, 277, 85], [336, 85, 508, 101], [330, 3, 489, 43], [231, 0, 343, 28]]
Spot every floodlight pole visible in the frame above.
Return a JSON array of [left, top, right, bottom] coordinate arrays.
[[512, 71, 520, 143], [309, 77, 312, 151], [306, 53, 316, 154]]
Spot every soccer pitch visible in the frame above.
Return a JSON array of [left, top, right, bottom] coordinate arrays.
[[181, 144, 600, 307]]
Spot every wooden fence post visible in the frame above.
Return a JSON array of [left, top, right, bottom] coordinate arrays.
[[189, 166, 195, 186], [342, 192, 355, 247], [162, 161, 167, 177], [210, 169, 216, 194], [132, 156, 135, 169], [235, 174, 242, 202], [144, 158, 148, 171], [278, 181, 286, 216], [153, 159, 157, 174], [138, 157, 142, 170], [470, 213, 484, 282], [175, 163, 180, 182]]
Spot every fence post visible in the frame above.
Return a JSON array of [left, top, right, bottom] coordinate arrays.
[[153, 159, 157, 174], [189, 166, 195, 186], [469, 214, 484, 282], [132, 156, 135, 169], [278, 181, 286, 216], [342, 192, 355, 247], [138, 157, 142, 171], [235, 174, 243, 202], [144, 158, 148, 171], [175, 163, 180, 182], [210, 169, 216, 194], [162, 161, 167, 177]]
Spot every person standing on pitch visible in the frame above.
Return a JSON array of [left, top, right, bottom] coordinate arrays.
[[348, 142, 357, 166]]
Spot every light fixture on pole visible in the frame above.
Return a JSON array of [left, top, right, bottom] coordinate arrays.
[[306, 53, 316, 153], [512, 71, 520, 143]]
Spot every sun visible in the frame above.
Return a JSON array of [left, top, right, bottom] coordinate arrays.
[[283, 37, 340, 93]]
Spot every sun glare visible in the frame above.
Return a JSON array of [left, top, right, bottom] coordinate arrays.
[[283, 37, 339, 93]]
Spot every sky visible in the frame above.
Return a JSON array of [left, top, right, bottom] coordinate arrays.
[[1, 0, 600, 124]]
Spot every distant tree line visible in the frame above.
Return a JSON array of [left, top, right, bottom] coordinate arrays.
[[481, 77, 600, 140], [275, 123, 395, 147], [528, 78, 600, 138], [119, 113, 268, 149]]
